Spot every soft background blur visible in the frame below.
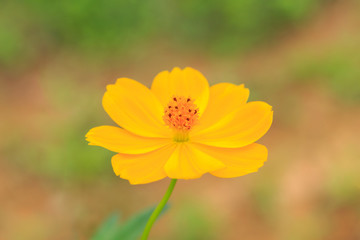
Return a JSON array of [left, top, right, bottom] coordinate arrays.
[[1, 0, 360, 239]]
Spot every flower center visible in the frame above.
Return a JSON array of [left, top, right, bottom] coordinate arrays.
[[163, 96, 199, 142]]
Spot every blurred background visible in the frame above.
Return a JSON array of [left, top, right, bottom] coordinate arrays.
[[1, 0, 360, 239]]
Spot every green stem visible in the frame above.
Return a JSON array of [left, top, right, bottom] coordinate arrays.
[[140, 179, 177, 240]]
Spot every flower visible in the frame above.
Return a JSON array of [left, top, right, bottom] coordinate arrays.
[[86, 67, 273, 184]]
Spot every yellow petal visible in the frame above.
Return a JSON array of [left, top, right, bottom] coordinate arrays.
[[192, 143, 268, 178], [86, 126, 170, 154], [151, 67, 210, 115], [192, 83, 249, 134], [111, 144, 177, 184], [164, 142, 225, 179], [191, 101, 273, 148], [103, 78, 171, 138]]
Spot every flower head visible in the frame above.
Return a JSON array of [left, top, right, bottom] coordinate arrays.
[[86, 67, 273, 184]]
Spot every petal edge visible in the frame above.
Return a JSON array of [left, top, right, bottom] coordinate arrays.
[[111, 144, 177, 184], [191, 143, 268, 178], [191, 101, 273, 148], [86, 126, 170, 154], [151, 67, 210, 116], [164, 142, 225, 179], [103, 78, 171, 138]]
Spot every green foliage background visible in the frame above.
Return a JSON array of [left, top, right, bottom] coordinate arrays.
[[0, 0, 324, 68]]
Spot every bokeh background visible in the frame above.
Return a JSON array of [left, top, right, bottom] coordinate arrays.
[[1, 0, 360, 239]]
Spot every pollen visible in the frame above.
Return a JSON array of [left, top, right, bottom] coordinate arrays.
[[163, 96, 200, 131]]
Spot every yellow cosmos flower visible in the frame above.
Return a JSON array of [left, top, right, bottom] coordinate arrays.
[[86, 67, 273, 184]]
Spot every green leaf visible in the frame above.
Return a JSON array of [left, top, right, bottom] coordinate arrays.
[[91, 205, 169, 240], [91, 213, 121, 240], [114, 205, 169, 240]]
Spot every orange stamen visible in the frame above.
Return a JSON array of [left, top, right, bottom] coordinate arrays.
[[163, 96, 199, 131]]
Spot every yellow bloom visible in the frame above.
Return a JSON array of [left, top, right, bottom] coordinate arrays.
[[86, 67, 273, 184]]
